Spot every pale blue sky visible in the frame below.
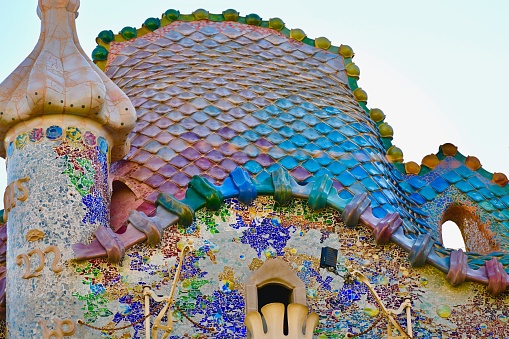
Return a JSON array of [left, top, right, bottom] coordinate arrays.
[[0, 1, 508, 247]]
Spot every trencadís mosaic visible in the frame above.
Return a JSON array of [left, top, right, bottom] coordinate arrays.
[[68, 197, 509, 338]]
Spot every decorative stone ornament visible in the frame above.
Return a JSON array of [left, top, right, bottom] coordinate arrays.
[[0, 1, 136, 337], [245, 303, 319, 339], [0, 0, 136, 161]]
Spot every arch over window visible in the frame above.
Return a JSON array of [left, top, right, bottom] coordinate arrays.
[[441, 204, 499, 254], [245, 258, 306, 314]]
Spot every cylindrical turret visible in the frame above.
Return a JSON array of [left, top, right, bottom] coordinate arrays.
[[0, 0, 136, 337]]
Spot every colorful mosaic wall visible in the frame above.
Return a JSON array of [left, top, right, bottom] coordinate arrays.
[[71, 196, 509, 338], [5, 126, 111, 338]]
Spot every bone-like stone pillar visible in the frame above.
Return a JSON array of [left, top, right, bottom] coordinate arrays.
[[0, 0, 136, 337]]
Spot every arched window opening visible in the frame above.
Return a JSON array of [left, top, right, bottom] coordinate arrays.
[[110, 180, 140, 232], [441, 220, 466, 250], [441, 204, 499, 255], [258, 284, 292, 334]]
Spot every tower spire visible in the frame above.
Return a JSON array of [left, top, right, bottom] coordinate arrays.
[[0, 0, 136, 160], [0, 1, 136, 337]]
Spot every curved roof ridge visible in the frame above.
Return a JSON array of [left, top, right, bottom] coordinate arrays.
[[401, 142, 509, 189], [90, 8, 509, 189], [73, 167, 509, 295]]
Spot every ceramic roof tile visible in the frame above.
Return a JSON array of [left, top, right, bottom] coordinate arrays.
[[107, 20, 427, 230]]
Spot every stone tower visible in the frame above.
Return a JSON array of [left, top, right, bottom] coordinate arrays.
[[0, 0, 135, 337]]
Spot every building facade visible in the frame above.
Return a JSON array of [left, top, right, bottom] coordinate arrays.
[[0, 1, 508, 338]]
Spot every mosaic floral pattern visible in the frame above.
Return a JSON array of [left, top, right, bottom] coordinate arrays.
[[71, 197, 509, 338]]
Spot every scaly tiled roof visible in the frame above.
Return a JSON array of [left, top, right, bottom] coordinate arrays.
[[73, 9, 509, 294], [101, 17, 422, 223]]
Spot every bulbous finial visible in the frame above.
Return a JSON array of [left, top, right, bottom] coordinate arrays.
[[0, 0, 136, 161]]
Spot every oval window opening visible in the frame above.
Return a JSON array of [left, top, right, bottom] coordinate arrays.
[[441, 220, 466, 250]]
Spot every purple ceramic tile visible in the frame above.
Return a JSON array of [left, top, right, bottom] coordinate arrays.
[[217, 143, 237, 156], [194, 141, 213, 154], [169, 155, 190, 168], [145, 174, 166, 188], [131, 166, 153, 182], [159, 181, 179, 195], [155, 131, 173, 145], [171, 172, 191, 187], [208, 166, 228, 180], [145, 156, 166, 171], [231, 152, 250, 165], [290, 166, 312, 182], [131, 151, 152, 165], [180, 132, 200, 144], [158, 164, 178, 178], [183, 165, 202, 177], [219, 159, 238, 173], [195, 157, 213, 170], [205, 150, 225, 163], [217, 127, 237, 140], [181, 147, 201, 161], [255, 154, 274, 167]]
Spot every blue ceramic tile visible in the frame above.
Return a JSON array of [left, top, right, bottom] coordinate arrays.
[[488, 184, 508, 197], [478, 187, 495, 200], [340, 154, 360, 169], [351, 136, 370, 147], [267, 133, 285, 144], [338, 125, 357, 137], [455, 180, 474, 193], [490, 198, 506, 210], [327, 161, 347, 175], [372, 175, 389, 189], [280, 156, 299, 170], [315, 137, 333, 150], [361, 177, 378, 192], [372, 206, 387, 218], [361, 163, 381, 176], [349, 166, 369, 180], [409, 193, 426, 205], [455, 165, 474, 178], [290, 134, 308, 147], [315, 123, 333, 134], [467, 191, 484, 202], [316, 154, 333, 166], [303, 159, 321, 173], [467, 176, 485, 189], [294, 149, 311, 161], [338, 189, 353, 200], [500, 195, 509, 207], [230, 136, 249, 148], [337, 171, 356, 187], [442, 170, 463, 184], [253, 124, 272, 136], [244, 160, 263, 174], [429, 177, 449, 193], [479, 201, 495, 212], [406, 176, 427, 189], [419, 186, 437, 200], [274, 98, 294, 109], [327, 131, 346, 143], [398, 181, 414, 194], [371, 191, 388, 205]]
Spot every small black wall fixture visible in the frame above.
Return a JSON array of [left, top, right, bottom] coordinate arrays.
[[320, 247, 338, 269]]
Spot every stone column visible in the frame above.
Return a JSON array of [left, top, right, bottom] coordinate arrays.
[[0, 1, 136, 337]]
